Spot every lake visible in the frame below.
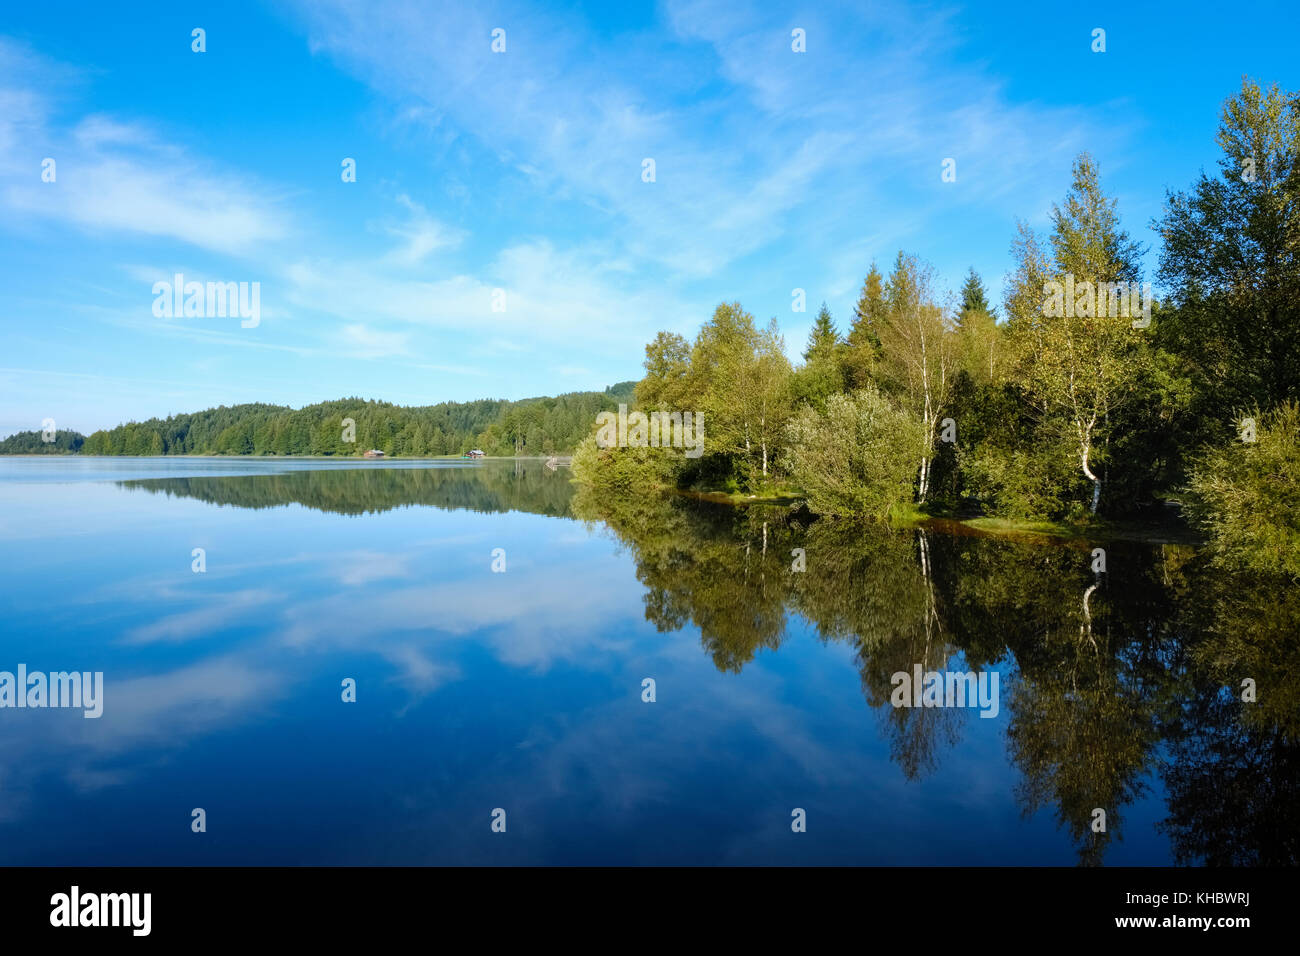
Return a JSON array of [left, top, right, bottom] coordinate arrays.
[[0, 457, 1294, 865]]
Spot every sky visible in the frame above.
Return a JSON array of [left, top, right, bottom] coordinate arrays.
[[0, 0, 1296, 436]]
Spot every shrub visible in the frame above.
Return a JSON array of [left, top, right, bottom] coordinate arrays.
[[963, 439, 1089, 521], [569, 434, 683, 493], [781, 386, 926, 518], [1185, 401, 1300, 578]]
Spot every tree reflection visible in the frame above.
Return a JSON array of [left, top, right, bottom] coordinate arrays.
[[119, 459, 577, 517], [574, 486, 1294, 865], [1158, 570, 1300, 864]]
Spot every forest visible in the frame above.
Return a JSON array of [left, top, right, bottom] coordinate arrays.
[[1, 384, 635, 459], [0, 430, 84, 454], [572, 79, 1300, 578]]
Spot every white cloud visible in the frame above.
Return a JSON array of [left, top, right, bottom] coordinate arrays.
[[281, 235, 698, 360], [338, 322, 412, 359], [287, 0, 1125, 293], [6, 150, 288, 255], [380, 194, 466, 266], [0, 45, 290, 256]]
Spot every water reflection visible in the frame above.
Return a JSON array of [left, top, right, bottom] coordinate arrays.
[[1, 460, 1292, 864], [569, 485, 1300, 866], [117, 458, 575, 517]]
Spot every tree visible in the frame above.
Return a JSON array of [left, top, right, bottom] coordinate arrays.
[[782, 386, 927, 518], [1157, 79, 1300, 413], [793, 303, 846, 410], [636, 331, 693, 410], [955, 267, 1001, 385], [844, 264, 886, 389], [743, 319, 795, 482], [803, 302, 839, 362], [875, 251, 957, 502], [692, 304, 793, 485], [959, 266, 994, 317], [1185, 401, 1300, 579], [1006, 154, 1146, 513], [0, 429, 86, 454]]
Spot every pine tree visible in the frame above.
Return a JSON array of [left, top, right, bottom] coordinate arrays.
[[844, 264, 886, 388], [958, 267, 994, 319], [793, 303, 845, 411], [803, 302, 840, 362], [956, 267, 1001, 383]]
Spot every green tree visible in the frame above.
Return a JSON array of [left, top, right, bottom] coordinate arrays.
[[875, 251, 957, 503], [959, 266, 994, 316], [844, 264, 886, 389], [803, 302, 839, 362], [1006, 154, 1146, 514], [793, 302, 845, 410], [1157, 79, 1300, 413], [636, 331, 693, 410], [955, 267, 1002, 385], [782, 386, 926, 518], [687, 304, 795, 485], [1185, 401, 1300, 578]]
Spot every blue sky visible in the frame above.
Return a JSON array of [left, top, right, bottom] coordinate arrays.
[[1, 0, 1296, 436]]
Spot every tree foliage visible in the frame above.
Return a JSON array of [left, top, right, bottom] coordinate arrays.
[[67, 386, 636, 458], [1157, 78, 1300, 413], [0, 429, 85, 454], [1185, 401, 1300, 579], [1004, 153, 1146, 514], [781, 386, 926, 518]]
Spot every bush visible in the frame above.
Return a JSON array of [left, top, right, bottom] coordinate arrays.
[[569, 434, 683, 493], [1185, 401, 1300, 578], [781, 386, 925, 518], [963, 439, 1089, 521]]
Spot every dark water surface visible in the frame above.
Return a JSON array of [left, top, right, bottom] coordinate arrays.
[[0, 457, 1294, 865]]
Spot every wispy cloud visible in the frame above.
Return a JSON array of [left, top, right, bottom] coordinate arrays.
[[287, 0, 1119, 288], [380, 193, 466, 266], [0, 40, 289, 256]]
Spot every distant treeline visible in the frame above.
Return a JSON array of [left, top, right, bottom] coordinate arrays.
[[1, 384, 637, 458], [0, 430, 85, 454]]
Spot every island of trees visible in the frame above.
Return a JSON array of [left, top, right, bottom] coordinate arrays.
[[572, 79, 1300, 579]]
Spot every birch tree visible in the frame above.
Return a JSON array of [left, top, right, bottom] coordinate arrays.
[[1006, 154, 1145, 514], [875, 252, 957, 503]]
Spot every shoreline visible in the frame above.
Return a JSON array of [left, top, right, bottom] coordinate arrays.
[[631, 482, 1202, 547], [4, 454, 1199, 545], [0, 453, 570, 461]]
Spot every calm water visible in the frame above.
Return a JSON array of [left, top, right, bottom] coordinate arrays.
[[0, 457, 1294, 865]]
